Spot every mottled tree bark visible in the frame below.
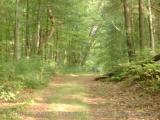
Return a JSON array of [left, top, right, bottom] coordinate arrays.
[[122, 0, 134, 62]]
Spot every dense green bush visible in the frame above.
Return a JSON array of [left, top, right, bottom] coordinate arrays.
[[108, 62, 160, 92], [0, 58, 55, 101]]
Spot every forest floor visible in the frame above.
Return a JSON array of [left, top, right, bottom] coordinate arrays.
[[0, 74, 160, 120]]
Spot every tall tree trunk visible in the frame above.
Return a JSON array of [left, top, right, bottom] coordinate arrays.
[[25, 0, 30, 58], [139, 0, 145, 50], [148, 0, 155, 55], [158, 15, 160, 48], [44, 7, 49, 60], [81, 37, 95, 66], [47, 6, 57, 61], [14, 0, 20, 61], [36, 0, 41, 55], [54, 26, 59, 63], [122, 0, 134, 62], [131, 0, 135, 53]]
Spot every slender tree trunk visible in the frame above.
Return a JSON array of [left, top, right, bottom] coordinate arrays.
[[148, 0, 155, 55], [25, 0, 30, 58], [6, 22, 11, 61], [131, 0, 135, 53], [30, 0, 41, 56], [139, 0, 145, 50], [36, 0, 41, 55], [122, 0, 134, 62], [47, 6, 57, 61], [14, 0, 20, 61], [55, 26, 59, 63], [81, 37, 95, 66], [44, 6, 49, 60], [158, 15, 160, 48]]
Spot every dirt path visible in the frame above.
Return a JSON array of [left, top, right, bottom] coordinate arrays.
[[20, 75, 98, 120], [1, 74, 160, 120]]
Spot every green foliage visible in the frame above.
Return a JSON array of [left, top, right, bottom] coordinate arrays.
[[0, 62, 15, 81], [108, 62, 160, 92], [0, 91, 16, 101], [0, 104, 26, 120], [0, 58, 54, 101], [57, 65, 90, 74], [16, 59, 54, 89]]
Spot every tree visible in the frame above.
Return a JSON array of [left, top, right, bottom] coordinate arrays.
[[25, 0, 30, 58], [139, 0, 144, 50], [122, 0, 135, 62], [14, 0, 20, 61], [148, 0, 155, 55], [0, 0, 160, 70]]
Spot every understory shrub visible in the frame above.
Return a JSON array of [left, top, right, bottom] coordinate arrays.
[[0, 58, 55, 101], [108, 61, 160, 92]]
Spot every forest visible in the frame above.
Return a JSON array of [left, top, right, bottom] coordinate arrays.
[[0, 0, 160, 120]]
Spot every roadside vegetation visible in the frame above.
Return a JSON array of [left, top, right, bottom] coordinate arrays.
[[0, 58, 54, 101]]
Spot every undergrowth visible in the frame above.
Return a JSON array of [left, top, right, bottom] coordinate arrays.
[[0, 58, 54, 101], [57, 65, 94, 74], [0, 104, 26, 120], [106, 61, 160, 93]]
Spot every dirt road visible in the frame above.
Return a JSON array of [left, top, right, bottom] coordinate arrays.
[[1, 74, 159, 120]]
